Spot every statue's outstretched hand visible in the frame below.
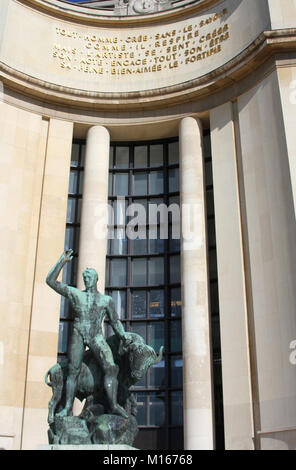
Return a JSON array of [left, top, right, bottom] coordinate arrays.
[[62, 249, 74, 263]]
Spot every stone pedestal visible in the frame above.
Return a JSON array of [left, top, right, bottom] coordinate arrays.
[[47, 414, 138, 447]]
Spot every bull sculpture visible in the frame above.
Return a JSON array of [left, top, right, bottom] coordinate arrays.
[[45, 332, 164, 445]]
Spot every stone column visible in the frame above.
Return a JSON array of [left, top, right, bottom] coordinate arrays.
[[210, 103, 254, 449], [21, 118, 74, 449], [237, 71, 296, 450], [179, 117, 214, 450], [77, 126, 110, 292]]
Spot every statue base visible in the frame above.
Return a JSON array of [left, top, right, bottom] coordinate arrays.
[[38, 444, 138, 450], [47, 414, 138, 447]]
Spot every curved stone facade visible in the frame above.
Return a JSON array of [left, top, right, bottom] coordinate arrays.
[[1, 0, 296, 451]]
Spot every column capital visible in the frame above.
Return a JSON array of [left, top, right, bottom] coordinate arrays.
[[87, 125, 110, 140], [179, 116, 203, 133]]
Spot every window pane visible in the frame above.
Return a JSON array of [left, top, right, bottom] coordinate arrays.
[[149, 289, 164, 318], [80, 145, 86, 166], [169, 224, 180, 252], [78, 171, 84, 194], [110, 259, 127, 286], [203, 133, 211, 159], [170, 391, 183, 425], [149, 360, 165, 388], [170, 356, 183, 387], [148, 321, 165, 352], [134, 173, 147, 196], [149, 235, 165, 254], [169, 238, 180, 252], [169, 168, 179, 192], [132, 228, 147, 255], [150, 170, 164, 195], [170, 320, 182, 352], [169, 195, 180, 206], [71, 144, 80, 167], [205, 159, 213, 187], [133, 238, 147, 255], [170, 428, 184, 451], [209, 249, 217, 279], [72, 256, 79, 286], [62, 259, 73, 285], [134, 146, 148, 168], [112, 228, 128, 255], [168, 195, 180, 224], [111, 290, 126, 319], [210, 280, 219, 314], [206, 189, 215, 217], [170, 287, 182, 318], [60, 296, 72, 319], [136, 392, 147, 425], [65, 226, 76, 250], [132, 199, 147, 219], [149, 392, 165, 426], [148, 198, 164, 225], [68, 169, 79, 194], [109, 146, 114, 168], [108, 173, 112, 196], [58, 321, 71, 354], [132, 258, 147, 286], [150, 145, 163, 167], [66, 198, 77, 223], [115, 147, 129, 168], [105, 258, 110, 286], [207, 218, 216, 248], [113, 198, 127, 226], [114, 173, 129, 196], [211, 315, 221, 354], [168, 142, 179, 165], [170, 255, 180, 284], [132, 290, 146, 319], [149, 257, 164, 285]]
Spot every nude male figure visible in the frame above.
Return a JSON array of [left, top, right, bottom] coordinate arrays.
[[46, 249, 130, 419]]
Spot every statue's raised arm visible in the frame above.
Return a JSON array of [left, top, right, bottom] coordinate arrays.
[[46, 249, 75, 299]]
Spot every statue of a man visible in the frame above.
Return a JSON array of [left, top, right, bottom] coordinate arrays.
[[46, 249, 130, 419]]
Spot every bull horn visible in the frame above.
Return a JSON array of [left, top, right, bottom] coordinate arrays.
[[153, 346, 164, 364]]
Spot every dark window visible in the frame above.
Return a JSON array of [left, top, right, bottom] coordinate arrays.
[[203, 131, 225, 450], [106, 138, 183, 450], [57, 141, 85, 362]]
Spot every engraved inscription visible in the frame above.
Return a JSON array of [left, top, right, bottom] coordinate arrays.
[[52, 8, 230, 77]]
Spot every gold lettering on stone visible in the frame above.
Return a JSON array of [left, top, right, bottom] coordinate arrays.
[[52, 9, 230, 77]]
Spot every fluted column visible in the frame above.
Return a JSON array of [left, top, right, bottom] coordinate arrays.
[[77, 125, 110, 292], [179, 117, 214, 450]]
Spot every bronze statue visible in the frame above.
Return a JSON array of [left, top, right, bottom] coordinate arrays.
[[46, 249, 132, 419], [45, 249, 164, 446]]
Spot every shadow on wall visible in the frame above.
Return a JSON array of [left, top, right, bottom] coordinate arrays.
[[259, 431, 296, 450]]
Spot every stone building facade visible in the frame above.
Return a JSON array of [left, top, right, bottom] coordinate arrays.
[[0, 0, 296, 450]]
